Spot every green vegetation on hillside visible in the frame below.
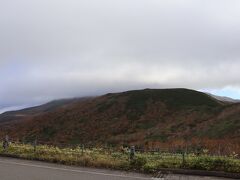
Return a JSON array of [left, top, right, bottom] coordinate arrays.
[[122, 89, 221, 120], [201, 117, 240, 138], [124, 88, 221, 109]]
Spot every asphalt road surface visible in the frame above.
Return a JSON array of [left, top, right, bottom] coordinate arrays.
[[0, 157, 231, 180]]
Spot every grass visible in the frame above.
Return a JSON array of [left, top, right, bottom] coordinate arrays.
[[1, 142, 240, 174]]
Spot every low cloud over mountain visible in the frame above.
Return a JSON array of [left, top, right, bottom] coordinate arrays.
[[1, 0, 240, 111]]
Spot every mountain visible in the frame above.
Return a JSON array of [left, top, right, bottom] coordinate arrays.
[[0, 97, 92, 124], [0, 88, 240, 151], [208, 93, 240, 103]]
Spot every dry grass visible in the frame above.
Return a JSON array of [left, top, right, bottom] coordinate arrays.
[[1, 142, 240, 174]]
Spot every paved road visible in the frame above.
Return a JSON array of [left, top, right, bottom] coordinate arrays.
[[0, 157, 231, 180]]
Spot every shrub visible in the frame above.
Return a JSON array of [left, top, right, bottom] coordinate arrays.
[[130, 155, 147, 170]]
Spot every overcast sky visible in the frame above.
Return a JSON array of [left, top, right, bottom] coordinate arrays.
[[1, 0, 240, 113]]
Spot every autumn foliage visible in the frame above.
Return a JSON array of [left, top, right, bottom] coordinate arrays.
[[0, 89, 240, 155]]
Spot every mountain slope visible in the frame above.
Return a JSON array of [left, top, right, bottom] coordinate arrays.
[[0, 97, 91, 124], [208, 93, 240, 103], [2, 88, 237, 146], [1, 88, 240, 155]]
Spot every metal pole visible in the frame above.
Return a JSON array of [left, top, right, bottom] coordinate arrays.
[[33, 139, 37, 152], [130, 145, 135, 161]]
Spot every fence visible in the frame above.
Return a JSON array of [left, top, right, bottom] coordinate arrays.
[[2, 137, 240, 179], [2, 135, 240, 166], [1, 138, 190, 155]]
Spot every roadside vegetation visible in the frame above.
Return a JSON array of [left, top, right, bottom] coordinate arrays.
[[0, 142, 240, 174]]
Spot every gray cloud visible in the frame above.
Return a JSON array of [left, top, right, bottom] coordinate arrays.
[[1, 0, 240, 112]]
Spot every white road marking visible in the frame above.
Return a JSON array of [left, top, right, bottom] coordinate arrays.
[[0, 159, 151, 180]]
